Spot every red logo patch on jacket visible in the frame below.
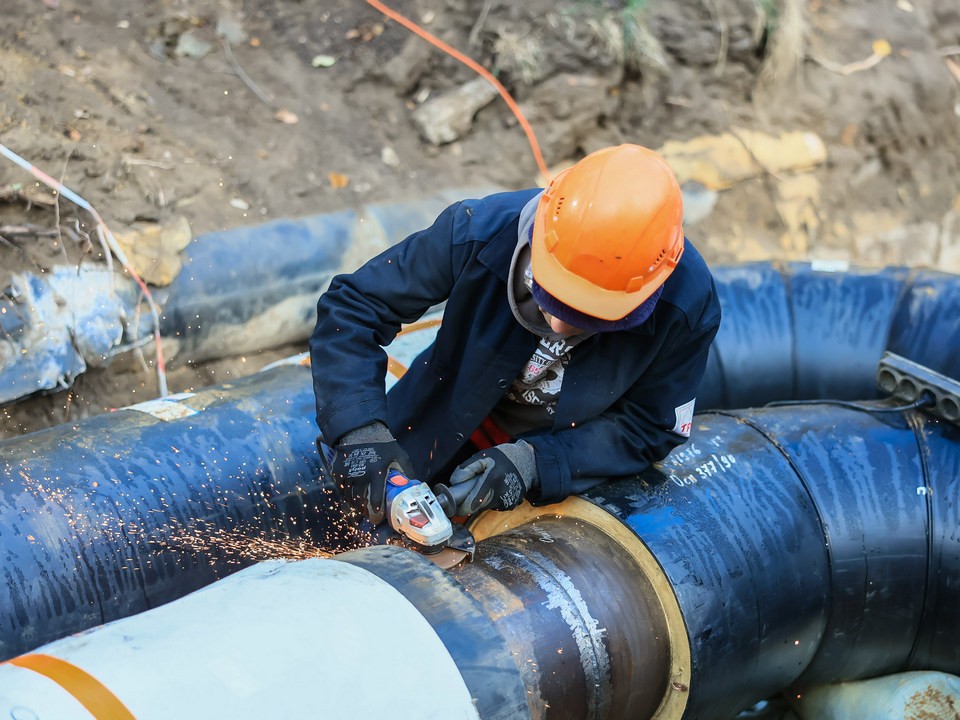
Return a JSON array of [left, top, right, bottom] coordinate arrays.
[[672, 399, 696, 437]]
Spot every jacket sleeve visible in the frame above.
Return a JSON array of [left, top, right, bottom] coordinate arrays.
[[310, 202, 465, 445], [524, 315, 721, 504]]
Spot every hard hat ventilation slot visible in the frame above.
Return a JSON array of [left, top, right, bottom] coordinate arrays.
[[651, 248, 667, 268], [555, 197, 565, 214]]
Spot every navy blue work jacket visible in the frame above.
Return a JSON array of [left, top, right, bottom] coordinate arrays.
[[310, 189, 721, 504]]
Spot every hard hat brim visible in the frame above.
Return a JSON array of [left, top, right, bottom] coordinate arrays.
[[530, 227, 677, 322]]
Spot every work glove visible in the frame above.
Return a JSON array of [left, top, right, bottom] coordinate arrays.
[[326, 422, 413, 525], [448, 441, 538, 516]]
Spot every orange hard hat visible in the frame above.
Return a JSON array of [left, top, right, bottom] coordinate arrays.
[[531, 144, 685, 322]]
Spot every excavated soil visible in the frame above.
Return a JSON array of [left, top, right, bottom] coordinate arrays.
[[1, 0, 959, 437]]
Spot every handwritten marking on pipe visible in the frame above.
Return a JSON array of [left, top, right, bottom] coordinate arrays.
[[669, 451, 738, 487], [6, 654, 137, 720], [671, 444, 703, 464]]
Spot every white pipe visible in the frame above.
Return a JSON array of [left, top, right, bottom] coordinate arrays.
[[0, 559, 480, 720]]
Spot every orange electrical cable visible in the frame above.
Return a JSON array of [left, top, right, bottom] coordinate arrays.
[[365, 0, 550, 180]]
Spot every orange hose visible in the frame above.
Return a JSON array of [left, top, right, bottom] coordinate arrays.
[[365, 0, 550, 180]]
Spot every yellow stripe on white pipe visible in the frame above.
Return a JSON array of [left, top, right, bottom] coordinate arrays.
[[385, 312, 442, 388], [0, 559, 480, 720], [264, 311, 441, 388], [5, 654, 136, 719]]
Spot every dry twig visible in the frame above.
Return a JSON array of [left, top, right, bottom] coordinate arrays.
[[468, 0, 494, 47], [55, 154, 71, 267], [944, 57, 960, 87], [809, 52, 886, 76], [221, 38, 273, 105], [122, 156, 175, 170], [0, 224, 59, 238], [703, 0, 729, 75], [728, 129, 788, 184]]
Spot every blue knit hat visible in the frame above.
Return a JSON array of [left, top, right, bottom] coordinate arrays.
[[523, 223, 663, 333], [530, 278, 663, 333]]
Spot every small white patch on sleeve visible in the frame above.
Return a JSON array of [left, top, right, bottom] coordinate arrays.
[[672, 399, 696, 437]]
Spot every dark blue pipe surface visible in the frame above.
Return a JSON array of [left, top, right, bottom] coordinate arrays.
[[156, 212, 355, 362], [585, 404, 960, 718], [0, 362, 339, 660], [339, 545, 530, 720], [155, 189, 494, 363], [700, 263, 960, 409], [1, 262, 959, 687]]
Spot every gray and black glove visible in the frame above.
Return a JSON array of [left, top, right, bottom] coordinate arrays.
[[326, 422, 412, 525], [448, 441, 538, 515]]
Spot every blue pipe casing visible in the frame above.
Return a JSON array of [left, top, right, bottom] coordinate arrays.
[[583, 404, 960, 718], [2, 261, 960, 691], [701, 264, 960, 408], [0, 362, 338, 659]]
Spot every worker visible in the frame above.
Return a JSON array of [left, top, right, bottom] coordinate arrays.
[[310, 144, 721, 526]]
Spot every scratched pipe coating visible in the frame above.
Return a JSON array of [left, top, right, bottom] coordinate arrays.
[[585, 405, 960, 719], [1, 263, 960, 713], [0, 402, 956, 719], [0, 364, 341, 659]]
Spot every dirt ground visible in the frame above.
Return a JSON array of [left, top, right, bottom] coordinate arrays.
[[2, 0, 959, 437]]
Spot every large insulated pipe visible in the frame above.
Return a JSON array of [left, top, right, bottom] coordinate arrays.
[[0, 513, 686, 719], [153, 189, 494, 365], [0, 190, 496, 407], [1, 401, 956, 719], [574, 404, 960, 718], [699, 263, 960, 409], [0, 320, 440, 661], [1, 264, 958, 661], [0, 360, 341, 660]]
